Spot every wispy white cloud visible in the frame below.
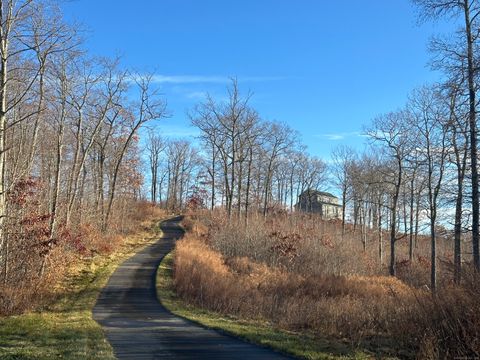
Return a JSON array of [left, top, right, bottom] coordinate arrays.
[[185, 91, 207, 100], [324, 134, 347, 141], [317, 131, 362, 141], [150, 74, 287, 85], [156, 124, 200, 138]]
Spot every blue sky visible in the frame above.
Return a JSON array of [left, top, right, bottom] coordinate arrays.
[[61, 0, 456, 159]]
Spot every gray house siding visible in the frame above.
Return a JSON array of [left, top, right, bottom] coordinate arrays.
[[295, 190, 341, 219]]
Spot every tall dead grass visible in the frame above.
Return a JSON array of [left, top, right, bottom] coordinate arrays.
[[205, 213, 454, 288], [173, 212, 480, 358]]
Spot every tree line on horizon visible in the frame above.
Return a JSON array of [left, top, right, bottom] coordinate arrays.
[[146, 79, 329, 222]]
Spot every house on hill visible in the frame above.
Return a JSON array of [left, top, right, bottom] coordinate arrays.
[[295, 189, 341, 219]]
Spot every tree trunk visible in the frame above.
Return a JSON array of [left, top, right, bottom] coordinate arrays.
[[464, 1, 480, 270], [409, 177, 415, 261], [341, 184, 347, 237], [378, 202, 383, 265], [454, 184, 463, 284], [0, 54, 8, 283], [430, 205, 437, 292], [43, 89, 66, 276], [390, 159, 402, 277], [210, 143, 216, 210], [244, 147, 253, 225]]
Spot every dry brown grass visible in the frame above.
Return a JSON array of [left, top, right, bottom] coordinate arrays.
[[174, 234, 419, 353], [205, 212, 455, 287], [173, 212, 480, 358], [412, 270, 480, 359]]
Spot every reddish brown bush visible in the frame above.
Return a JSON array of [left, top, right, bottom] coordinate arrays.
[[0, 194, 166, 315]]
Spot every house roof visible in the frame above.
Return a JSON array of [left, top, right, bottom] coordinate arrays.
[[299, 189, 338, 199]]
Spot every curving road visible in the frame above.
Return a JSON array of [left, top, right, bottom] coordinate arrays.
[[93, 216, 291, 360]]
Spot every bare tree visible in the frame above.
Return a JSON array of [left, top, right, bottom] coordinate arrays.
[[331, 145, 355, 236], [191, 79, 254, 219], [146, 131, 165, 204], [408, 85, 449, 291], [103, 73, 167, 231], [366, 111, 412, 276], [261, 121, 295, 216], [413, 0, 480, 270], [445, 83, 469, 283]]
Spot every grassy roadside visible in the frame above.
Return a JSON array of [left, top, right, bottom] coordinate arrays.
[[156, 251, 377, 360], [0, 218, 165, 360]]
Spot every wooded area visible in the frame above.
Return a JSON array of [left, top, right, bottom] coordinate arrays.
[[0, 0, 166, 311], [1, 0, 480, 357]]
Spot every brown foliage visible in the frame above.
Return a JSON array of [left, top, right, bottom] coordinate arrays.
[[413, 271, 480, 359], [173, 213, 480, 358], [0, 198, 166, 315], [174, 235, 419, 351]]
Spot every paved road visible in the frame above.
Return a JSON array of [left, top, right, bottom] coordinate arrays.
[[93, 216, 292, 360]]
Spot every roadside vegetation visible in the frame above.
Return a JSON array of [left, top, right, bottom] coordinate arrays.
[[165, 213, 479, 359], [154, 3, 480, 358], [0, 0, 167, 317], [0, 203, 166, 359], [157, 251, 375, 360]]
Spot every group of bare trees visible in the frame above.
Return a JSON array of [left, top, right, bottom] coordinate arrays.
[[330, 0, 480, 290], [146, 79, 328, 218], [333, 84, 473, 290], [147, 78, 329, 223], [186, 79, 328, 220], [0, 0, 166, 286], [145, 132, 201, 210]]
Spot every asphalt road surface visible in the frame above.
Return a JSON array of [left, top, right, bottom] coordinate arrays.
[[93, 216, 292, 360]]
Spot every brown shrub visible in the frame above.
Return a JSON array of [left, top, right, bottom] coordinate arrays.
[[175, 213, 480, 358], [107, 199, 166, 234], [413, 273, 480, 359], [0, 285, 44, 315], [174, 235, 423, 353], [207, 214, 381, 277], [0, 199, 166, 315]]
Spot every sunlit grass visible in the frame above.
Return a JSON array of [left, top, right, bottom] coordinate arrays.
[[0, 219, 164, 360], [156, 251, 387, 360]]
